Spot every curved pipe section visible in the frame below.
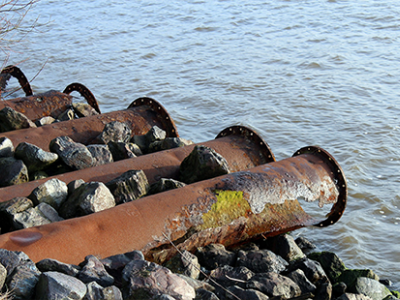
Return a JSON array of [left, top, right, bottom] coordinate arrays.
[[63, 83, 101, 114]]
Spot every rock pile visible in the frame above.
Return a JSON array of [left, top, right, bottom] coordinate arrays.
[[0, 235, 398, 300]]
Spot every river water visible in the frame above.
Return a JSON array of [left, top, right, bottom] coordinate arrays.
[[4, 0, 400, 289]]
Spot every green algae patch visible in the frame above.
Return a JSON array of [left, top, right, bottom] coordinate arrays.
[[198, 190, 251, 230]]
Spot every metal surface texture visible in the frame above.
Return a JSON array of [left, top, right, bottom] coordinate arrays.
[[63, 82, 101, 114], [0, 97, 179, 151], [0, 126, 275, 202], [0, 146, 346, 265]]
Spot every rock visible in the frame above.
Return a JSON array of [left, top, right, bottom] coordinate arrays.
[[101, 285, 123, 300], [121, 259, 195, 300], [35, 202, 64, 222], [195, 288, 220, 300], [0, 249, 29, 275], [107, 141, 141, 161], [179, 145, 230, 184], [28, 178, 68, 210], [246, 272, 301, 298], [338, 269, 380, 292], [57, 107, 75, 121], [59, 182, 116, 218], [50, 136, 94, 170], [0, 136, 14, 157], [67, 179, 86, 195], [289, 258, 329, 284], [333, 282, 348, 298], [0, 197, 34, 232], [131, 125, 167, 153], [148, 137, 194, 153], [32, 171, 48, 180], [148, 178, 186, 195], [209, 265, 254, 290], [94, 121, 131, 144], [84, 281, 123, 300], [353, 277, 391, 300], [87, 144, 113, 166], [73, 102, 99, 118], [314, 280, 332, 300], [105, 170, 149, 205], [36, 258, 80, 277], [196, 244, 236, 270], [35, 271, 87, 300], [308, 251, 346, 283], [35, 116, 56, 127], [0, 156, 29, 187], [78, 255, 114, 287], [287, 269, 317, 294], [0, 106, 36, 132], [164, 250, 201, 280], [0, 263, 6, 290], [175, 274, 215, 293], [295, 236, 317, 252], [267, 234, 306, 262], [6, 263, 41, 300], [12, 203, 63, 229], [336, 293, 374, 300], [226, 285, 269, 300], [236, 249, 288, 273]]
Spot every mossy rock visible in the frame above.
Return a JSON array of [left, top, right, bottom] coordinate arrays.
[[337, 269, 379, 292], [391, 290, 400, 298], [307, 251, 346, 283]]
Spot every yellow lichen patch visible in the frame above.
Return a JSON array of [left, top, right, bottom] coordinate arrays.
[[198, 190, 252, 230]]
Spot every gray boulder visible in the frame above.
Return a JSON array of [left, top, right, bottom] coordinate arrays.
[[289, 258, 328, 284], [353, 277, 392, 300], [246, 272, 301, 298], [84, 281, 123, 300], [50, 136, 94, 170], [87, 144, 114, 166], [196, 244, 236, 270], [6, 263, 41, 300], [12, 203, 63, 229], [35, 116, 56, 127], [107, 141, 142, 161], [59, 182, 116, 218], [15, 142, 59, 173], [0, 249, 30, 275], [314, 280, 333, 300], [148, 137, 193, 153], [287, 268, 317, 294], [29, 178, 68, 210], [226, 285, 269, 300], [295, 236, 316, 252], [0, 197, 34, 232], [0, 106, 36, 132], [35, 271, 87, 300], [236, 249, 288, 273], [148, 178, 186, 195], [36, 258, 80, 277], [105, 170, 149, 205], [94, 121, 131, 144], [0, 136, 14, 157], [122, 259, 195, 300], [131, 125, 167, 153], [267, 234, 305, 262], [0, 156, 28, 187], [78, 255, 114, 287], [72, 102, 99, 118], [67, 179, 86, 195], [308, 251, 347, 283], [179, 145, 230, 184]]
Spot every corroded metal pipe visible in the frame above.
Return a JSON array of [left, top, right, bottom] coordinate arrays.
[[0, 126, 275, 201], [0, 146, 346, 265], [0, 97, 178, 151]]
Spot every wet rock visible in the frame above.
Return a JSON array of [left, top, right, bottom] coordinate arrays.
[[308, 251, 347, 283], [107, 141, 141, 161], [288, 258, 328, 284], [105, 170, 149, 205], [0, 136, 14, 157], [94, 121, 131, 144], [121, 259, 195, 300], [246, 272, 301, 298], [236, 249, 288, 273], [195, 288, 220, 300], [148, 178, 186, 195], [78, 255, 114, 287], [164, 250, 201, 280], [353, 277, 391, 300], [0, 263, 6, 290], [12, 203, 63, 229], [50, 136, 94, 170], [314, 280, 332, 300], [35, 271, 87, 300], [0, 106, 37, 132], [226, 285, 269, 300], [73, 102, 99, 118], [267, 234, 306, 262], [67, 179, 86, 195], [209, 265, 254, 290], [336, 293, 374, 300], [57, 107, 75, 121], [179, 145, 230, 184], [287, 269, 317, 294], [0, 156, 29, 187], [87, 144, 113, 166], [196, 244, 236, 270], [6, 263, 41, 300], [148, 137, 194, 153], [35, 116, 56, 127], [338, 269, 380, 293], [28, 178, 68, 210], [36, 258, 80, 277], [59, 182, 116, 218]]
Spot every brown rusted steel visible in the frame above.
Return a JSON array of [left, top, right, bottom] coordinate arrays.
[[0, 146, 346, 265], [0, 97, 179, 151], [0, 126, 275, 202], [63, 82, 101, 114], [0, 65, 33, 96]]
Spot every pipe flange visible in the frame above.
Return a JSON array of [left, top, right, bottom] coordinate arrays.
[[293, 146, 347, 227], [1, 65, 33, 96], [129, 97, 179, 138], [63, 83, 101, 114], [216, 125, 275, 163]]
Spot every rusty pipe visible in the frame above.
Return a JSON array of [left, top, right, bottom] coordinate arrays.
[[0, 146, 346, 265], [0, 65, 33, 96], [0, 126, 275, 201], [0, 97, 178, 151]]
